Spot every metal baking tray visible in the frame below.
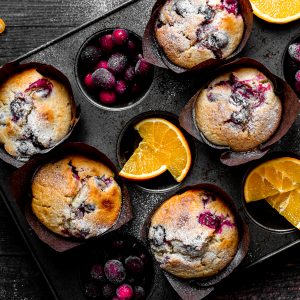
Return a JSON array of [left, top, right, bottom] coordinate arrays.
[[1, 0, 300, 298]]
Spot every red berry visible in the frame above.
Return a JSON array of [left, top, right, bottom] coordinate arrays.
[[90, 264, 105, 281], [127, 40, 137, 55], [84, 73, 94, 88], [112, 29, 129, 46], [99, 90, 117, 105], [115, 80, 127, 95], [134, 286, 145, 300], [99, 34, 114, 53], [295, 81, 300, 94], [124, 256, 144, 275], [80, 45, 101, 66], [124, 66, 135, 82], [95, 60, 108, 70], [135, 58, 153, 77], [92, 68, 116, 89], [295, 70, 300, 83], [116, 284, 133, 300], [108, 53, 128, 74], [289, 43, 300, 63]]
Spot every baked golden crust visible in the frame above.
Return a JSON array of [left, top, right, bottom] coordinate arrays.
[[31, 155, 122, 239], [149, 189, 238, 279], [195, 68, 282, 151], [155, 0, 244, 69], [0, 68, 73, 161]]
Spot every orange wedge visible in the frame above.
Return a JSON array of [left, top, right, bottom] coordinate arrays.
[[244, 157, 300, 202], [250, 0, 300, 24], [119, 118, 191, 182], [0, 19, 5, 34], [267, 189, 300, 229]]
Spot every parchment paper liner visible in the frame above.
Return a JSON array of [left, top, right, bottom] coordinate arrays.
[[179, 57, 300, 166], [142, 0, 253, 73], [0, 62, 80, 168], [10, 142, 133, 252], [141, 183, 250, 300]]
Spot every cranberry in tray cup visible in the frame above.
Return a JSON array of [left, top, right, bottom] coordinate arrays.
[[81, 234, 154, 299], [76, 28, 154, 110]]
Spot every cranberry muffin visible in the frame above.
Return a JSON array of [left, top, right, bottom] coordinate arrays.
[[0, 68, 73, 161], [155, 0, 244, 69], [148, 189, 238, 279], [195, 68, 282, 152], [31, 155, 122, 239]]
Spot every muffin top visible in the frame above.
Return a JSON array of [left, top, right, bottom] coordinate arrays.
[[155, 0, 244, 69], [0, 68, 73, 161], [31, 155, 122, 239], [195, 68, 282, 152], [148, 189, 238, 279]]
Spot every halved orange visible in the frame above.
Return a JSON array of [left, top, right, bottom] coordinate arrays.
[[119, 118, 191, 182], [244, 157, 300, 202], [267, 189, 300, 229], [250, 0, 300, 24]]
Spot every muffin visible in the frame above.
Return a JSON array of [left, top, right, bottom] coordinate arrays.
[[155, 0, 244, 69], [195, 68, 282, 152], [148, 189, 238, 279], [31, 155, 122, 239], [0, 68, 73, 161]]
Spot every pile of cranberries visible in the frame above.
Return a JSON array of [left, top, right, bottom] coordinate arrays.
[[287, 42, 300, 94], [82, 235, 153, 299], [79, 28, 153, 107]]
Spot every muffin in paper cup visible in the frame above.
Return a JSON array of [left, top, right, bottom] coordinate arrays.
[[142, 183, 249, 299], [0, 62, 80, 168], [179, 57, 300, 166], [10, 142, 132, 252], [143, 0, 253, 73]]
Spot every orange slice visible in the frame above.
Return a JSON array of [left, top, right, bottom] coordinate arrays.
[[0, 19, 5, 34], [250, 0, 300, 24], [244, 157, 300, 202], [267, 189, 300, 229], [119, 118, 191, 182]]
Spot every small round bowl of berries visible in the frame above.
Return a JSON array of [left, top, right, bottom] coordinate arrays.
[[81, 233, 154, 299], [283, 35, 300, 97], [76, 28, 154, 111]]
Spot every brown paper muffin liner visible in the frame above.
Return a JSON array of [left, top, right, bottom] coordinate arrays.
[[179, 57, 300, 166], [10, 142, 133, 252], [0, 62, 80, 168], [142, 0, 253, 73], [141, 183, 250, 299]]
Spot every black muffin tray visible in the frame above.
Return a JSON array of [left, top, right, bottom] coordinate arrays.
[[1, 0, 300, 299]]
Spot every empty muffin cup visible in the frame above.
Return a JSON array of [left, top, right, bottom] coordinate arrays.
[[179, 57, 300, 166], [142, 183, 249, 299], [75, 28, 154, 111], [117, 110, 194, 193], [0, 62, 80, 168], [142, 0, 253, 73], [10, 142, 132, 252]]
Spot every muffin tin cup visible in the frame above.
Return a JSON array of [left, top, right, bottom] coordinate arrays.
[[142, 0, 253, 73], [241, 151, 300, 233], [10, 142, 132, 252], [179, 57, 300, 166], [141, 183, 250, 299], [0, 62, 80, 168]]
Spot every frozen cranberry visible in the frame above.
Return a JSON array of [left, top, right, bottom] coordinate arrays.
[[295, 70, 300, 83], [289, 43, 300, 63], [125, 256, 144, 275], [112, 29, 129, 46], [95, 60, 108, 70], [130, 83, 141, 94], [135, 58, 153, 77], [115, 80, 127, 95], [112, 297, 119, 300], [84, 282, 101, 298], [127, 40, 137, 55], [102, 283, 116, 298], [90, 264, 105, 281], [99, 34, 114, 53], [108, 53, 128, 74], [104, 260, 126, 284], [92, 68, 116, 89], [116, 284, 133, 300], [134, 286, 145, 300], [99, 90, 117, 105], [84, 73, 94, 88], [124, 66, 135, 82], [81, 45, 101, 66]]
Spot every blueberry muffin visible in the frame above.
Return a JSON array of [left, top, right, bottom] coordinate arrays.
[[148, 189, 238, 279], [0, 68, 73, 161], [195, 68, 282, 151], [155, 0, 244, 69], [31, 155, 122, 239]]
